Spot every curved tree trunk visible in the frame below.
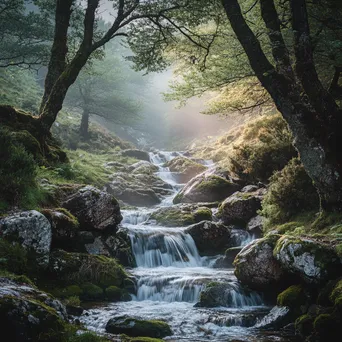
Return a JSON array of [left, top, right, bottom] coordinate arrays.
[[221, 0, 342, 210]]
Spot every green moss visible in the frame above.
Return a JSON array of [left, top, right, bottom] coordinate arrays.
[[64, 295, 81, 307], [106, 317, 172, 338], [330, 279, 342, 310], [59, 285, 83, 298], [313, 313, 339, 337], [0, 238, 28, 275], [277, 285, 305, 309], [48, 250, 128, 289], [150, 207, 196, 226], [68, 331, 109, 342], [194, 207, 212, 222], [81, 283, 104, 301], [196, 175, 231, 192], [295, 314, 314, 337], [121, 335, 164, 342], [0, 270, 35, 287]]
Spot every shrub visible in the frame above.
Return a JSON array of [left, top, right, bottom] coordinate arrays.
[[0, 127, 38, 207], [0, 239, 28, 274], [81, 283, 104, 301], [261, 158, 319, 229], [229, 114, 297, 182]]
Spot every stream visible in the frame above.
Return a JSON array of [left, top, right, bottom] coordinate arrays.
[[80, 151, 298, 342]]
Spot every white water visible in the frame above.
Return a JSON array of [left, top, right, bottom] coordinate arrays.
[[80, 151, 297, 342]]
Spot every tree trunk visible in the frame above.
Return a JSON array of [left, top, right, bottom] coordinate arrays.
[[39, 0, 73, 113], [79, 107, 90, 139], [221, 0, 342, 210]]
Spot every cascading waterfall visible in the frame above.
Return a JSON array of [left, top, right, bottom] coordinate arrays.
[[80, 150, 295, 342]]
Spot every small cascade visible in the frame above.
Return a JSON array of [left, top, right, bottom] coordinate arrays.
[[127, 227, 202, 268], [79, 150, 294, 342]]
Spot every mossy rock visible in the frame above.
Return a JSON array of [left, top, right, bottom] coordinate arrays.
[[277, 285, 307, 310], [52, 285, 83, 299], [295, 314, 314, 337], [68, 331, 109, 342], [120, 335, 164, 342], [313, 313, 340, 339], [11, 130, 43, 162], [47, 250, 128, 289], [193, 207, 212, 222], [106, 316, 172, 338], [330, 278, 342, 311], [81, 283, 104, 301], [105, 286, 131, 302]]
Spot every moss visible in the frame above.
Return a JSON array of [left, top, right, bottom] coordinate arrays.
[[196, 175, 231, 192], [0, 238, 28, 275], [106, 317, 172, 338], [295, 314, 314, 337], [105, 286, 130, 301], [313, 313, 339, 338], [64, 295, 81, 307], [277, 285, 305, 309], [81, 283, 104, 301], [48, 250, 128, 289], [120, 335, 164, 342], [330, 279, 342, 310], [68, 331, 109, 342], [56, 285, 83, 298], [193, 207, 212, 222], [150, 207, 196, 226], [0, 270, 35, 287]]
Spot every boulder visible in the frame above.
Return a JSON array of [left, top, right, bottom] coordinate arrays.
[[105, 316, 172, 338], [62, 185, 122, 232], [105, 172, 173, 206], [197, 282, 263, 308], [149, 204, 212, 227], [0, 210, 52, 268], [274, 236, 342, 284], [185, 221, 231, 255], [41, 208, 79, 250], [48, 250, 129, 289], [164, 156, 207, 182], [173, 168, 241, 204], [218, 186, 266, 225], [254, 306, 292, 329], [0, 276, 68, 342], [121, 149, 150, 161], [247, 215, 263, 237], [234, 235, 286, 291], [129, 161, 158, 174], [213, 246, 243, 268]]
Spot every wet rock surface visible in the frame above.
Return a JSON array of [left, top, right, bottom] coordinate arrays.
[[62, 185, 122, 232], [0, 210, 52, 268]]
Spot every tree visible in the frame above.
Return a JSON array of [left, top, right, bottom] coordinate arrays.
[[37, 0, 214, 135], [0, 0, 52, 68], [219, 0, 342, 210], [65, 45, 142, 138]]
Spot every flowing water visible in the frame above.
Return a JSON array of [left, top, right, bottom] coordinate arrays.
[[80, 151, 298, 342]]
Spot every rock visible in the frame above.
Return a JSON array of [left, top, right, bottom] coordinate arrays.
[[218, 186, 266, 225], [254, 306, 292, 329], [197, 282, 263, 308], [164, 156, 207, 182], [62, 185, 122, 232], [234, 235, 286, 291], [105, 172, 172, 206], [105, 316, 173, 338], [247, 215, 263, 237], [48, 250, 129, 289], [0, 210, 52, 268], [149, 204, 212, 227], [0, 276, 68, 342], [129, 161, 158, 174], [274, 236, 342, 284], [41, 208, 79, 250], [277, 285, 308, 313], [173, 168, 241, 204], [213, 246, 243, 268], [185, 221, 231, 255], [121, 149, 150, 161], [66, 304, 83, 316]]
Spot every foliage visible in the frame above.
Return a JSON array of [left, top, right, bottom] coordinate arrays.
[[261, 158, 319, 229], [229, 114, 296, 182], [0, 239, 28, 275], [0, 126, 43, 209], [0, 67, 42, 113], [0, 0, 53, 68], [68, 332, 108, 342]]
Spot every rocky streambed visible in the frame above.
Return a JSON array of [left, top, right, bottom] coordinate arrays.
[[78, 151, 301, 341]]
